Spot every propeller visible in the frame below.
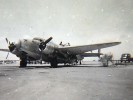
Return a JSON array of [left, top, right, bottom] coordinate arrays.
[[39, 37, 53, 63], [8, 42, 16, 52], [39, 37, 53, 51], [5, 38, 16, 59]]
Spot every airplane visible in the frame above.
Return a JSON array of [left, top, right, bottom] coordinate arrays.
[[0, 37, 121, 68]]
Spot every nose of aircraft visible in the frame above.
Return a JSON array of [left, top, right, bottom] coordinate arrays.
[[8, 42, 16, 52], [8, 40, 21, 52]]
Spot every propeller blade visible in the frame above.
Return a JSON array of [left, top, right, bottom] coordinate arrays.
[[6, 38, 8, 43], [44, 37, 53, 44], [6, 38, 9, 44], [6, 52, 9, 59], [5, 38, 11, 45]]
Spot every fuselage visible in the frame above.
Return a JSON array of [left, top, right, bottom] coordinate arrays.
[[11, 37, 73, 63]]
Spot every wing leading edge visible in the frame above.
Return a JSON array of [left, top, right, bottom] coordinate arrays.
[[58, 42, 121, 55]]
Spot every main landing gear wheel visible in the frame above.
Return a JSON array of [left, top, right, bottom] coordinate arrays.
[[20, 57, 27, 68], [50, 58, 58, 68], [20, 59, 27, 68]]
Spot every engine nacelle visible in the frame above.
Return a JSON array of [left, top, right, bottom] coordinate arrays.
[[43, 44, 54, 54]]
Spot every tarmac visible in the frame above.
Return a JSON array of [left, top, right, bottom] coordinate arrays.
[[0, 62, 133, 100]]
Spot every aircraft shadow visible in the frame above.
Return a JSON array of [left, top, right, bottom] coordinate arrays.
[[25, 64, 104, 69]]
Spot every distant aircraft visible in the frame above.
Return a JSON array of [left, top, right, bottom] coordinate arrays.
[[0, 37, 121, 68]]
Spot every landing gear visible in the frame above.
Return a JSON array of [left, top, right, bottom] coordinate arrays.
[[20, 59, 27, 68], [50, 58, 58, 68], [19, 52, 27, 68], [79, 60, 82, 65]]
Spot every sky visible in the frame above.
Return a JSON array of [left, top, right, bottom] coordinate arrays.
[[0, 0, 133, 60]]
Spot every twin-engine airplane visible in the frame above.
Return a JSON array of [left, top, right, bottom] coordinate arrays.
[[0, 37, 121, 68]]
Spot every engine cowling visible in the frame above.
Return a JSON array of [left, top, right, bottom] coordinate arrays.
[[43, 44, 54, 54]]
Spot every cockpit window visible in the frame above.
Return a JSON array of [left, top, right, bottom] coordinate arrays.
[[33, 37, 45, 42]]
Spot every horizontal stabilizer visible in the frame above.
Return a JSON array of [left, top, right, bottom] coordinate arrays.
[[81, 53, 103, 57]]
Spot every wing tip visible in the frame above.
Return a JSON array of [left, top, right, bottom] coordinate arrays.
[[114, 42, 121, 45]]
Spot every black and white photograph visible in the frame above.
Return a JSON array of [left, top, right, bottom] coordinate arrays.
[[0, 0, 133, 100]]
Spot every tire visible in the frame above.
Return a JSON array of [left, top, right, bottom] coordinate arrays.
[[50, 58, 58, 68], [20, 52, 27, 68], [20, 60, 27, 68]]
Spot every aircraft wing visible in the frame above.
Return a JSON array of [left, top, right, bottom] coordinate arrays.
[[58, 42, 121, 55], [0, 49, 9, 52]]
